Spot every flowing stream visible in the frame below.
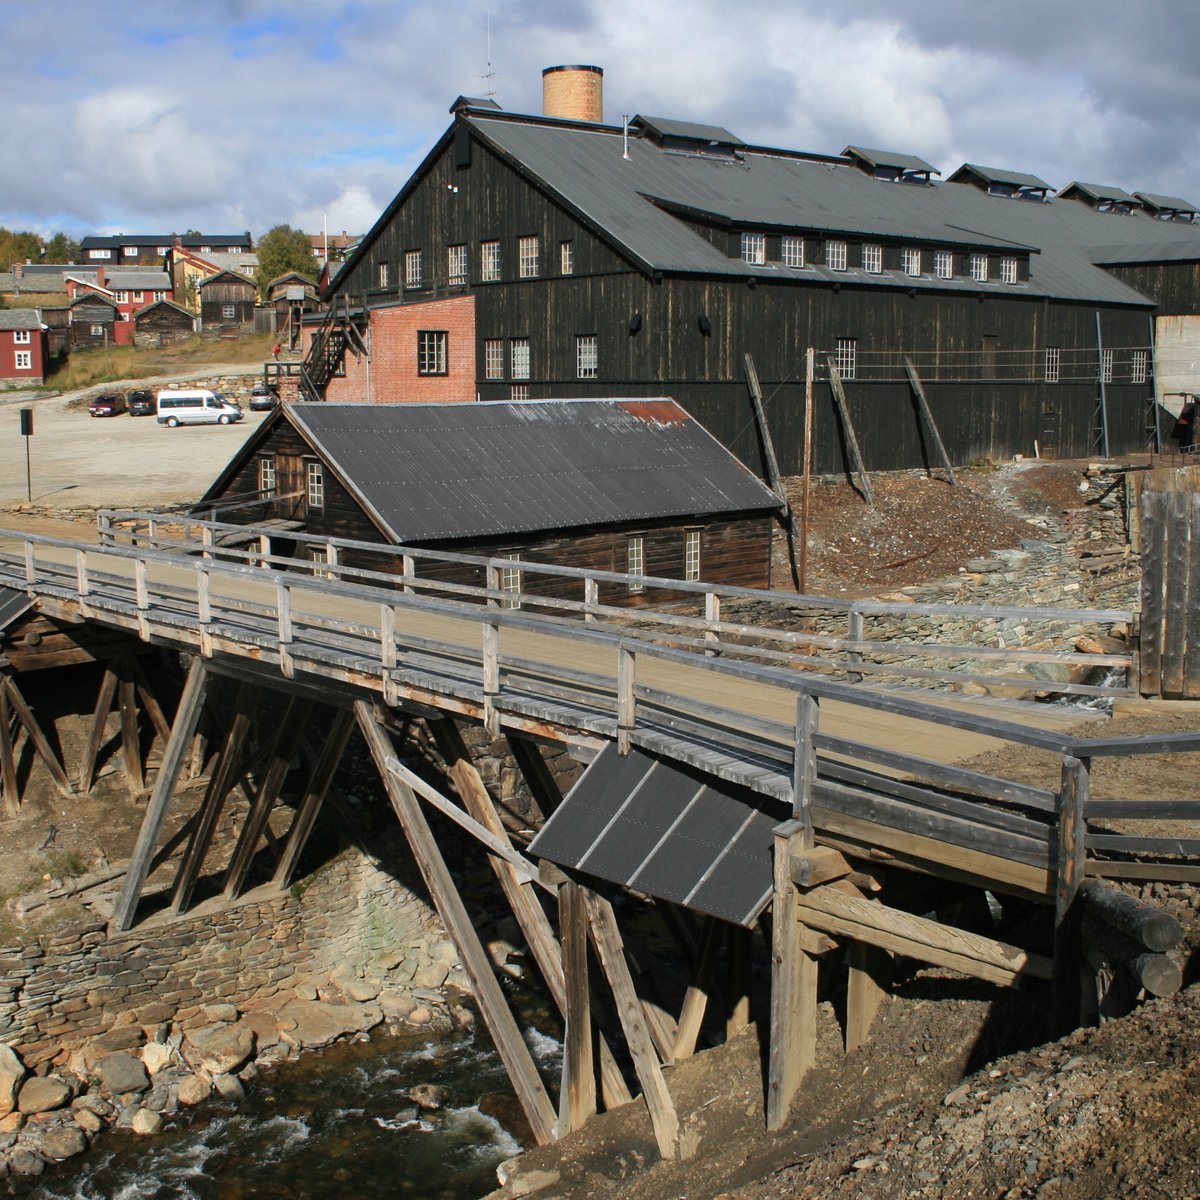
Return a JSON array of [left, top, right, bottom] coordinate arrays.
[[13, 1018, 562, 1200]]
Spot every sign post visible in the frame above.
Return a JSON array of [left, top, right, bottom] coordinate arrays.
[[19, 408, 33, 502]]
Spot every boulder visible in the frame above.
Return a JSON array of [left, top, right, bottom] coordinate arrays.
[[31, 1123, 88, 1161], [213, 1074, 244, 1102], [177, 1072, 212, 1108], [131, 1107, 163, 1136], [72, 1107, 105, 1135], [239, 1011, 281, 1050], [342, 978, 381, 1003], [378, 989, 418, 1019], [408, 1083, 451, 1110], [407, 1007, 433, 1026], [7, 1148, 43, 1176], [201, 1004, 239, 1025], [184, 1024, 256, 1076], [141, 1043, 175, 1076], [0, 1045, 26, 1119], [93, 1053, 150, 1096], [276, 1001, 380, 1050], [17, 1075, 72, 1115], [413, 964, 449, 989]]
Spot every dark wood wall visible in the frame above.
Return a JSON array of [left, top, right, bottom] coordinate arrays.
[[1104, 262, 1200, 316]]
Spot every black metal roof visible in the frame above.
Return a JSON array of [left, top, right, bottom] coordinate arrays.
[[0, 586, 33, 635], [1058, 182, 1140, 205], [1135, 192, 1198, 215], [843, 145, 938, 175], [634, 115, 745, 147], [529, 743, 783, 926], [275, 399, 781, 544], [80, 233, 252, 249], [947, 163, 1052, 192]]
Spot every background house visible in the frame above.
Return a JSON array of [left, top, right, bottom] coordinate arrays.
[[134, 299, 195, 348], [167, 247, 260, 313], [67, 293, 118, 352], [0, 310, 47, 385], [200, 398, 783, 602], [80, 232, 252, 268], [198, 270, 257, 337]]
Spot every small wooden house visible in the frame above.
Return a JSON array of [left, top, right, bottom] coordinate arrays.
[[267, 272, 319, 350], [198, 270, 257, 336], [0, 310, 47, 384], [134, 299, 195, 348], [200, 399, 783, 603], [67, 294, 119, 351]]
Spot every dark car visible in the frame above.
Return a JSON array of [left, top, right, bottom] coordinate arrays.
[[249, 382, 279, 411], [89, 393, 127, 417], [127, 389, 154, 416]]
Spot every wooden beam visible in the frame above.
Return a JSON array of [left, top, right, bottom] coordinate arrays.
[[78, 668, 118, 793], [222, 697, 313, 899], [725, 924, 752, 1041], [1054, 755, 1089, 1034], [904, 357, 957, 487], [582, 888, 684, 1161], [671, 916, 722, 1062], [825, 359, 874, 507], [507, 732, 564, 818], [2, 675, 72, 798], [845, 939, 892, 1053], [271, 707, 356, 889], [354, 701, 558, 1147], [0, 681, 19, 817], [130, 658, 172, 746], [118, 658, 144, 795], [111, 658, 209, 931], [558, 880, 596, 1134]]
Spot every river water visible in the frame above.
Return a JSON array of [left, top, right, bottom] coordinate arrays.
[[12, 1019, 562, 1200]]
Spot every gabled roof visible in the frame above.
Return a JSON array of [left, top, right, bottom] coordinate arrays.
[[134, 299, 193, 321], [207, 399, 781, 544], [947, 163, 1052, 192], [0, 310, 43, 331], [1058, 181, 1140, 206], [633, 115, 744, 147], [197, 269, 256, 289], [105, 271, 171, 291], [843, 146, 938, 175], [1134, 192, 1198, 216], [68, 291, 117, 310]]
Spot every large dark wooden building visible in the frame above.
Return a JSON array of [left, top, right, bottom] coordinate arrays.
[[201, 399, 783, 602], [308, 74, 1200, 474]]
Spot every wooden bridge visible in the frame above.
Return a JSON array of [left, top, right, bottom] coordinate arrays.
[[1, 514, 1197, 1157]]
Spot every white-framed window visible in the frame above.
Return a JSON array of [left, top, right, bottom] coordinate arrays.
[[417, 330, 448, 375], [200, 246, 211, 253], [684, 530, 701, 582], [826, 240, 848, 271], [510, 337, 530, 380], [377, 262, 389, 288], [510, 383, 529, 401], [1101, 348, 1114, 383], [626, 535, 645, 593], [448, 244, 468, 286], [113, 291, 129, 304], [222, 304, 236, 319], [404, 249, 423, 287], [90, 323, 104, 336], [307, 545, 333, 579], [576, 334, 597, 379], [258, 456, 276, 497], [500, 553, 521, 610], [518, 235, 540, 278], [1000, 256, 1018, 284], [156, 246, 169, 256], [934, 250, 953, 279], [14, 351, 31, 371], [481, 240, 501, 282], [89, 249, 111, 260], [1045, 347, 1061, 383], [306, 460, 324, 510], [969, 253, 988, 282], [133, 291, 144, 302], [560, 241, 574, 275], [862, 243, 882, 274], [834, 337, 857, 379], [1132, 349, 1148, 384], [741, 232, 766, 265], [902, 247, 921, 277], [484, 338, 504, 380], [12, 330, 31, 344], [781, 236, 805, 268], [122, 246, 137, 257]]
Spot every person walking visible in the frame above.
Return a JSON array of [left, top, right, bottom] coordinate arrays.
[[272, 343, 281, 362]]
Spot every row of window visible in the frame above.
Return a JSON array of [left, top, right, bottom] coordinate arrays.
[[739, 233, 1021, 285], [420, 332, 599, 380], [111, 290, 166, 304], [381, 237, 576, 291]]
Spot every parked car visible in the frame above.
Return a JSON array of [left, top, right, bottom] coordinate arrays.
[[249, 382, 278, 411], [127, 389, 155, 416], [89, 393, 127, 417], [156, 389, 244, 426]]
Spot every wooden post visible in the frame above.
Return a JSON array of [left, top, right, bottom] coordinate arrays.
[[903, 357, 957, 486], [276, 579, 294, 679], [845, 940, 892, 1053], [354, 701, 558, 1146], [197, 564, 214, 658], [825, 358, 874, 507], [134, 558, 150, 641], [559, 880, 596, 1134], [584, 576, 598, 621], [112, 658, 209, 931], [793, 693, 818, 833], [704, 592, 721, 656], [79, 668, 119, 793], [1054, 755, 1089, 1034], [507, 733, 563, 819], [745, 353, 801, 589], [800, 348, 815, 593], [583, 888, 684, 1161], [118, 658, 144, 795], [0, 682, 18, 817], [671, 916, 722, 1062], [725, 924, 752, 1040], [381, 604, 397, 671], [75, 550, 91, 617], [617, 645, 635, 754], [130, 659, 172, 748], [846, 609, 864, 683], [482, 619, 500, 736], [2, 676, 72, 798]]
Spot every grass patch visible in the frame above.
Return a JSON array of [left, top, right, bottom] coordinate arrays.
[[1, 293, 63, 309]]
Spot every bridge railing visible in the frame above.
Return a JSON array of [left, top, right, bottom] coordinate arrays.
[[95, 509, 1137, 700]]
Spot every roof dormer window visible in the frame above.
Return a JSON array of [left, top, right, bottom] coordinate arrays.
[[826, 240, 847, 271], [741, 232, 766, 265], [862, 244, 882, 274]]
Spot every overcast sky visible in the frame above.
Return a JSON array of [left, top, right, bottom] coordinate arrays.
[[4, 0, 1198, 242]]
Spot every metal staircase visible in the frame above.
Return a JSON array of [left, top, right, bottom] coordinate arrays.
[[299, 294, 368, 402]]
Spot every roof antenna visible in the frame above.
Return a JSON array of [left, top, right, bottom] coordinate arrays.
[[623, 114, 630, 160], [481, 8, 497, 98]]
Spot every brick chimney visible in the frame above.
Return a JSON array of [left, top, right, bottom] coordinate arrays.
[[542, 65, 603, 122]]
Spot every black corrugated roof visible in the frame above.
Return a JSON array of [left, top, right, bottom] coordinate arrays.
[[529, 743, 782, 926], [844, 145, 938, 175], [635, 115, 745, 146], [1135, 192, 1198, 215], [947, 163, 1052, 191], [283, 399, 782, 544], [0, 586, 33, 634], [1059, 181, 1140, 205]]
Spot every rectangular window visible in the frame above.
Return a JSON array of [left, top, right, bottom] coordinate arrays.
[[1132, 349, 1148, 384], [222, 304, 236, 319], [834, 337, 857, 380], [1000, 256, 1018, 284], [969, 253, 988, 282], [113, 291, 129, 304], [826, 240, 847, 271], [90, 323, 104, 336], [258, 457, 276, 497], [902, 247, 921, 277], [576, 334, 598, 379], [484, 338, 504, 380], [14, 351, 31, 370], [377, 262, 389, 289], [122, 246, 137, 257], [560, 240, 574, 275], [306, 461, 324, 510], [12, 330, 31, 344], [500, 554, 521, 610], [626, 535, 645, 593], [862, 243, 882, 274], [481, 240, 501, 282], [781, 236, 805, 268], [510, 384, 529, 401], [1101, 348, 1114, 383], [132, 291, 144, 303], [156, 246, 169, 256], [510, 337, 530, 380], [448, 244, 468, 286], [518, 235, 540, 278], [89, 249, 111, 259], [1045, 347, 1061, 384], [417, 331, 448, 375], [405, 249, 423, 288], [934, 250, 953, 279], [684, 530, 701, 582], [307, 546, 332, 579], [741, 232, 766, 265]]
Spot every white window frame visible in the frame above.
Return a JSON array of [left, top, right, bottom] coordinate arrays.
[[510, 337, 530, 381], [484, 338, 504, 380], [1045, 347, 1061, 384], [306, 461, 324, 510], [969, 253, 988, 282], [377, 262, 390, 289], [934, 250, 953, 279], [826, 240, 848, 271], [1000, 256, 1018, 284], [560, 240, 574, 275], [258, 456, 276, 497], [626, 535, 645, 593], [14, 350, 32, 371], [902, 247, 921, 277], [834, 337, 857, 380], [684, 530, 701, 582], [113, 291, 129, 304], [510, 384, 529, 401], [1101, 348, 1114, 383], [500, 554, 522, 610], [741, 232, 766, 265], [90, 323, 104, 336], [518, 235, 540, 278], [576, 334, 598, 379], [417, 330, 448, 376], [404, 249, 423, 288], [481, 240, 501, 282], [89, 249, 112, 260], [156, 246, 169, 256], [1132, 349, 1148, 384], [781, 236, 805, 268], [307, 545, 333, 580], [12, 330, 31, 344], [122, 246, 137, 257], [862, 243, 882, 274], [448, 244, 468, 286], [221, 304, 236, 319]]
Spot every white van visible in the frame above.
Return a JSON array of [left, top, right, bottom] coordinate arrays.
[[156, 389, 244, 427]]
